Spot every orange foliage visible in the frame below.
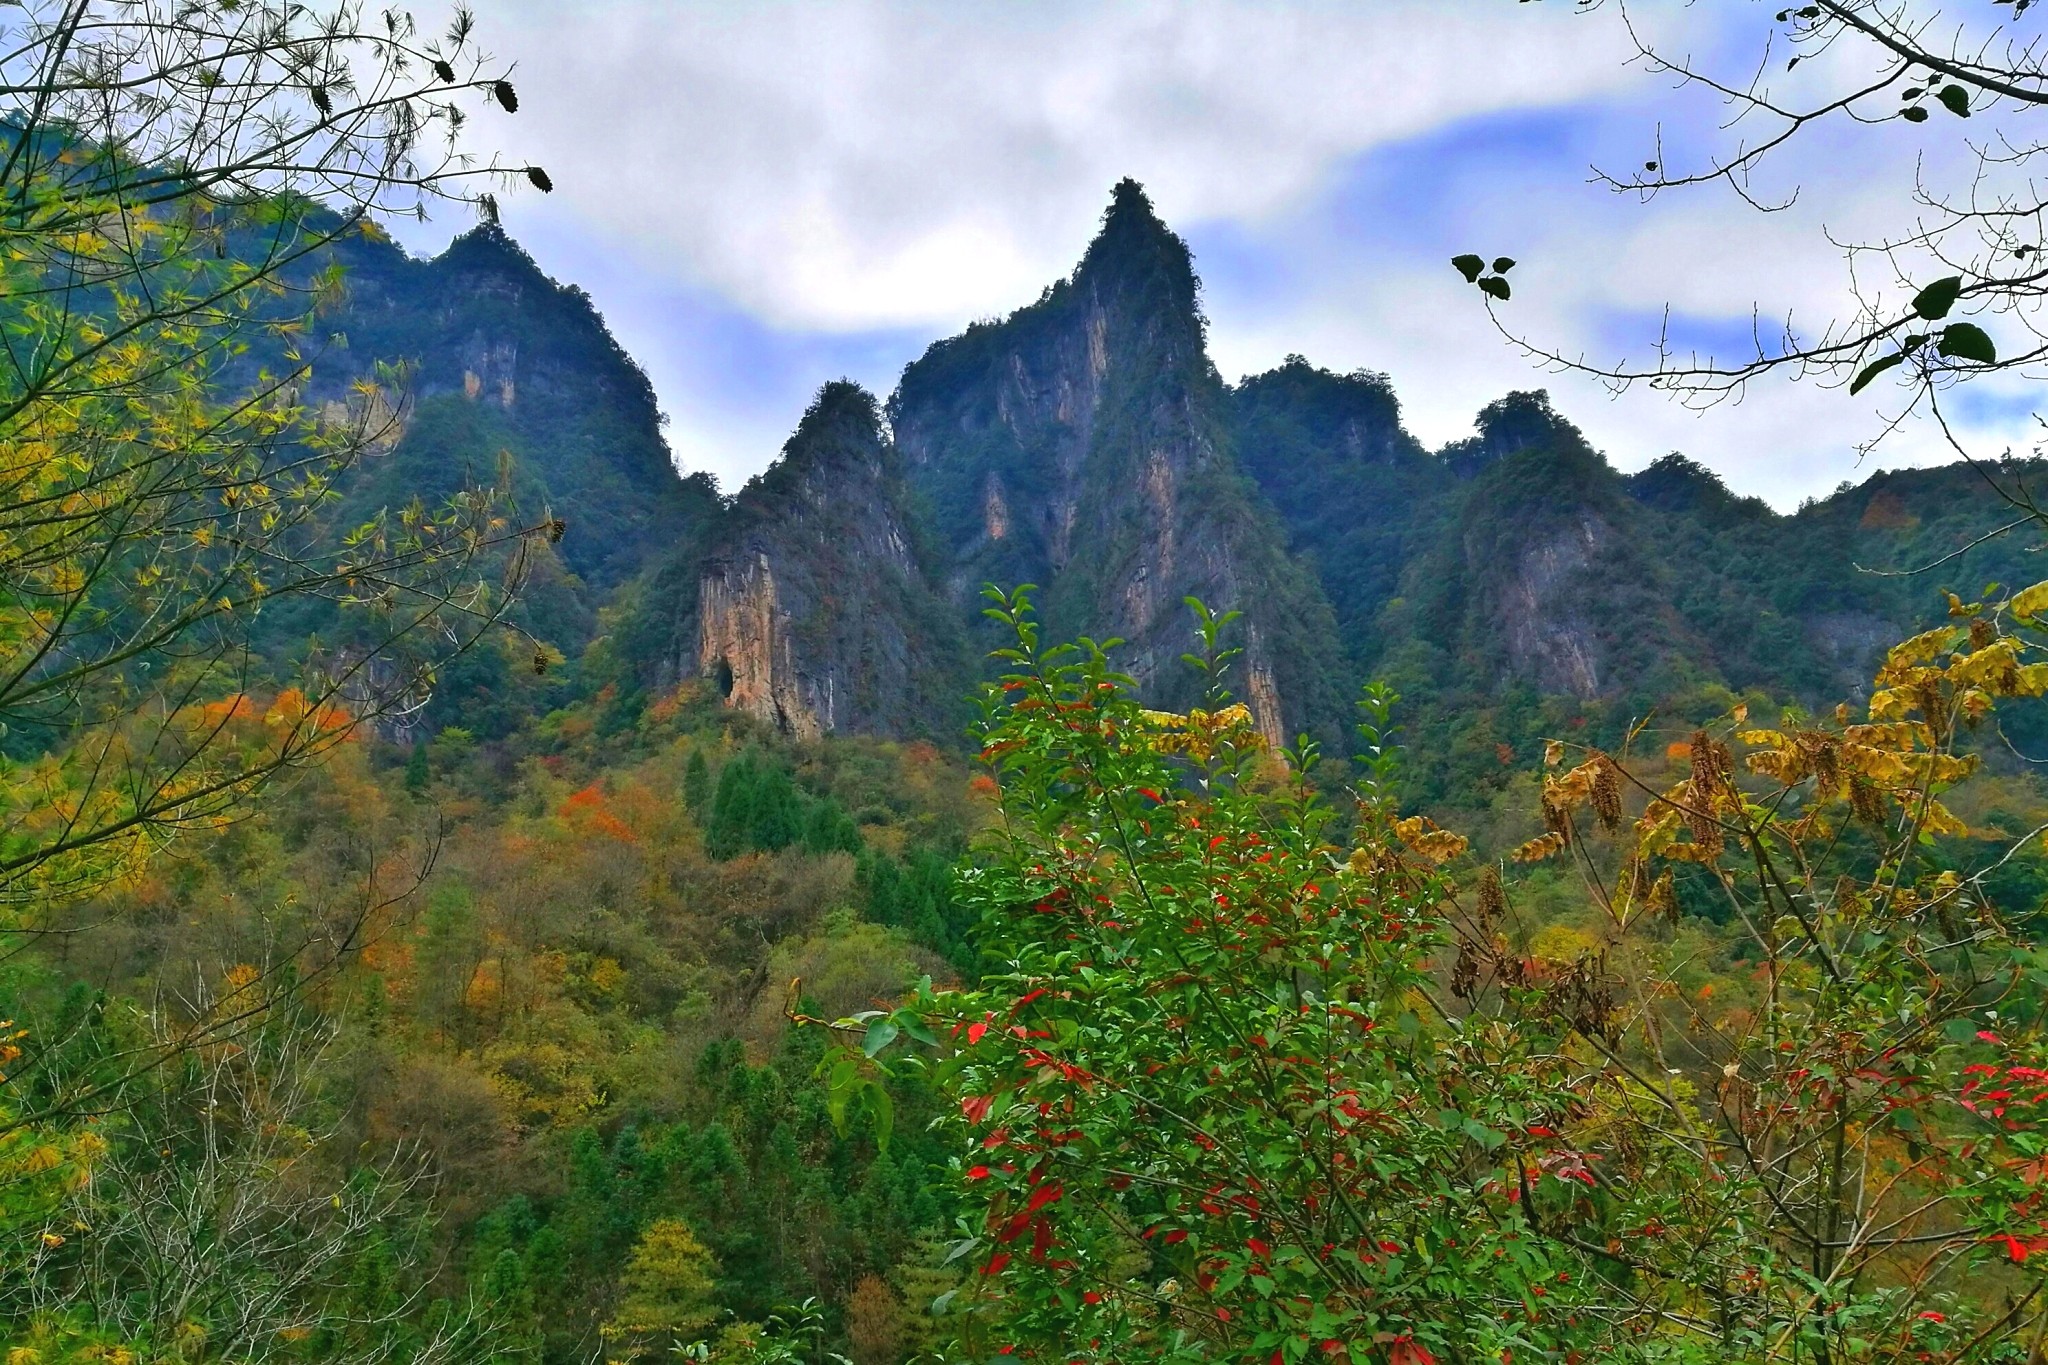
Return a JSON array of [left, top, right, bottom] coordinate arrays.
[[465, 960, 503, 1011], [644, 688, 687, 724], [558, 783, 638, 843], [197, 694, 259, 726], [267, 687, 352, 733]]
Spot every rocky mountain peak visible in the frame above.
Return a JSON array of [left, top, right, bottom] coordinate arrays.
[[690, 381, 967, 741], [1440, 389, 1580, 478], [769, 380, 889, 480], [1072, 178, 1198, 309], [435, 221, 549, 292]]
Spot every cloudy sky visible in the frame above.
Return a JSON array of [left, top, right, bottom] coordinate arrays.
[[393, 1, 2045, 506]]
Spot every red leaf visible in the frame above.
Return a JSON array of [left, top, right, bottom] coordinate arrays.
[[1993, 1232, 2035, 1262], [1027, 1182, 1064, 1212], [962, 1095, 993, 1123], [1388, 1336, 1437, 1365], [967, 1021, 988, 1044], [967, 1165, 992, 1180], [983, 1252, 1010, 1276]]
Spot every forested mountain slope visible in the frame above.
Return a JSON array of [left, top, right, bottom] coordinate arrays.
[[300, 182, 2040, 785]]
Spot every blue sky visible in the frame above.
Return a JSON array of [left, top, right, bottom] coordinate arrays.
[[393, 1, 2046, 506]]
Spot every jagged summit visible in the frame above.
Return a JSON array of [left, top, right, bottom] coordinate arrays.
[[1071, 178, 1201, 314], [521, 182, 2041, 778], [733, 379, 891, 507], [887, 180, 1344, 744], [435, 220, 543, 274], [779, 379, 884, 466], [1440, 390, 1581, 478], [689, 380, 966, 741]]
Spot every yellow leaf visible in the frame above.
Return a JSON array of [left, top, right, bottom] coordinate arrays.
[[1393, 815, 1470, 865], [1915, 798, 1969, 839], [1511, 832, 1567, 863], [2011, 579, 2048, 620], [1885, 626, 1961, 669]]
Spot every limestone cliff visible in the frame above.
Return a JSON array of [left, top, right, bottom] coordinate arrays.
[[693, 382, 969, 740], [889, 179, 1345, 744], [324, 223, 717, 594], [1394, 396, 1712, 704]]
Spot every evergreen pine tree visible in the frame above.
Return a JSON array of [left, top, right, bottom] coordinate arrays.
[[705, 755, 757, 860], [748, 765, 801, 852], [683, 748, 711, 811], [859, 851, 903, 926], [800, 797, 863, 856], [403, 742, 429, 794]]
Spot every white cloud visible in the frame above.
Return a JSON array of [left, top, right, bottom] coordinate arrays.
[[455, 0, 1660, 329], [390, 1, 2045, 505]]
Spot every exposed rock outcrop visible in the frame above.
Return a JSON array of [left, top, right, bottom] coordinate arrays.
[[890, 179, 1345, 743], [693, 382, 970, 741]]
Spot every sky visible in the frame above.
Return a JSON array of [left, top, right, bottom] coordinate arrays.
[[387, 0, 2048, 507]]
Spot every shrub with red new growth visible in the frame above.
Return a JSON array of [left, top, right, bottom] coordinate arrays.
[[828, 590, 2048, 1364], [837, 591, 1605, 1364]]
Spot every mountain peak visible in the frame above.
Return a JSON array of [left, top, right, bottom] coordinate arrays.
[[1440, 390, 1582, 478], [1103, 176, 1167, 233], [791, 378, 881, 441], [736, 380, 890, 508], [1074, 178, 1198, 308], [437, 220, 546, 281]]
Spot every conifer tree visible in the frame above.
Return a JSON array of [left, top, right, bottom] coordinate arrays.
[[404, 743, 431, 795], [705, 756, 757, 860], [683, 749, 713, 812], [748, 765, 803, 852]]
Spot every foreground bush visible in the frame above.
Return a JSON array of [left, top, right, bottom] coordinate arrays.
[[837, 589, 2048, 1364]]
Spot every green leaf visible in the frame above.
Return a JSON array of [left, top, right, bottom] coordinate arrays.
[[864, 1080, 894, 1150], [1848, 352, 1905, 395], [1491, 256, 1517, 274], [1451, 253, 1485, 283], [1902, 105, 1930, 123], [1938, 84, 1971, 117], [1463, 1119, 1507, 1150], [1938, 321, 1997, 364], [1911, 276, 1963, 320], [1478, 276, 1511, 301], [862, 1018, 900, 1056]]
